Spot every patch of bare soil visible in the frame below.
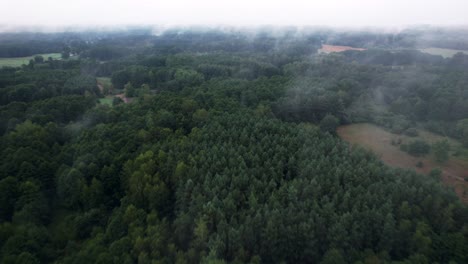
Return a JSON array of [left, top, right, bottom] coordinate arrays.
[[318, 44, 366, 53]]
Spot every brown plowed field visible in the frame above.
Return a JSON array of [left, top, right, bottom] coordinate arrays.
[[318, 44, 366, 53]]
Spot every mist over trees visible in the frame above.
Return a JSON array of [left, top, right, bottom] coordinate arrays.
[[0, 27, 467, 263]]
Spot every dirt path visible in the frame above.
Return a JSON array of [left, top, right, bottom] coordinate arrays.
[[115, 93, 132, 103]]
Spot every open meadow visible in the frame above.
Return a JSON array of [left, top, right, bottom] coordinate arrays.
[[419, 47, 468, 58], [338, 123, 468, 203], [0, 53, 61, 67]]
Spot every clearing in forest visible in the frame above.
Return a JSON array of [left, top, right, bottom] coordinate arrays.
[[419, 47, 468, 58], [0, 53, 62, 67], [97, 77, 134, 105], [318, 44, 366, 54], [337, 123, 468, 203], [98, 97, 114, 106], [97, 77, 113, 94]]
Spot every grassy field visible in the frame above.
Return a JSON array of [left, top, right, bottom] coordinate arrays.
[[337, 123, 468, 203], [99, 97, 114, 106], [0, 53, 62, 67], [419, 47, 468, 58]]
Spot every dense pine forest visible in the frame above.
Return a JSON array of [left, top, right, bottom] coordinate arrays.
[[0, 27, 467, 263]]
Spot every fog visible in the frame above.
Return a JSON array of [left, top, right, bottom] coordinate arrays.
[[1, 0, 468, 31]]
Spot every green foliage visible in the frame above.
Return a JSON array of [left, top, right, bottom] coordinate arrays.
[[111, 70, 130, 90], [456, 119, 468, 147], [401, 140, 431, 157], [111, 65, 150, 90], [433, 139, 451, 163], [404, 128, 419, 137], [0, 29, 467, 264], [33, 56, 44, 64], [429, 168, 442, 181], [62, 47, 70, 59], [320, 114, 340, 134], [124, 82, 135, 97], [112, 96, 124, 106], [173, 68, 204, 89], [416, 161, 424, 168], [192, 108, 209, 125], [0, 177, 18, 221], [320, 249, 346, 264], [63, 75, 100, 96], [56, 168, 84, 208]]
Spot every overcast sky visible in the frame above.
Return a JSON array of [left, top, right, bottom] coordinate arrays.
[[1, 0, 468, 29]]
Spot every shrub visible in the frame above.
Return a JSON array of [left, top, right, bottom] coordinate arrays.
[[404, 128, 419, 137], [429, 168, 442, 181], [402, 140, 431, 157], [320, 114, 340, 134], [433, 139, 450, 163]]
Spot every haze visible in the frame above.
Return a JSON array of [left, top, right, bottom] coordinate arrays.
[[2, 0, 468, 30]]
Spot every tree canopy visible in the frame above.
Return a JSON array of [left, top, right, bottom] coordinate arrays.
[[0, 28, 467, 264]]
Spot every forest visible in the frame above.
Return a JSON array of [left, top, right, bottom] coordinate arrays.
[[0, 27, 467, 263]]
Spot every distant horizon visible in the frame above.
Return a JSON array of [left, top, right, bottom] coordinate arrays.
[[1, 0, 468, 32], [1, 23, 468, 34]]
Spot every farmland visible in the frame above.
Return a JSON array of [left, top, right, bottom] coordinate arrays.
[[0, 53, 62, 67], [338, 123, 468, 203], [318, 44, 366, 53]]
